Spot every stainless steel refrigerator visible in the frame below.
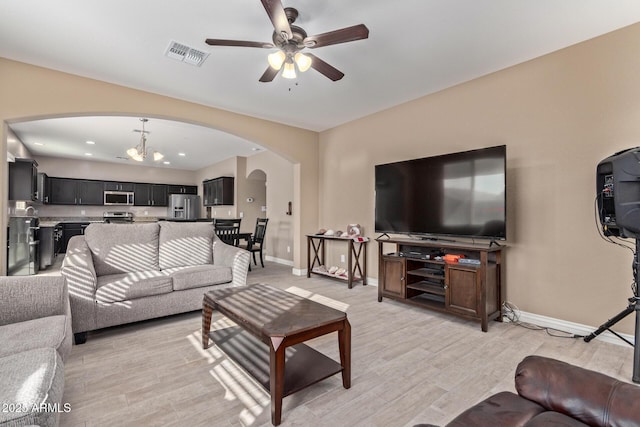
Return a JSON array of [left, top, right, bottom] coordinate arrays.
[[168, 194, 200, 220], [7, 216, 39, 275]]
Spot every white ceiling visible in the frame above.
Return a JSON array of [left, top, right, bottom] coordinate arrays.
[[2, 0, 640, 170]]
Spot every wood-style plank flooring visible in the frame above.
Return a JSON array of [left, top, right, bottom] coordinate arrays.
[[55, 262, 636, 426]]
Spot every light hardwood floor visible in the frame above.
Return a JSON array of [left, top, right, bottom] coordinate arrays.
[[54, 261, 635, 427]]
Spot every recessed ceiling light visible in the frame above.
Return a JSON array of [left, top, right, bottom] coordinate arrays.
[[251, 147, 260, 151], [7, 138, 16, 143], [86, 140, 96, 145], [163, 161, 170, 165], [84, 153, 93, 156], [178, 152, 186, 156], [34, 142, 44, 146]]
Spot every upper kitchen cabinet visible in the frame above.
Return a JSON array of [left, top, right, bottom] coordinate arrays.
[[167, 185, 197, 195], [134, 183, 167, 207], [9, 158, 38, 201], [49, 178, 104, 205], [104, 181, 134, 192], [203, 176, 234, 206]]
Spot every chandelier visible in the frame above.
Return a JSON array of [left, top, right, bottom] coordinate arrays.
[[126, 118, 164, 162]]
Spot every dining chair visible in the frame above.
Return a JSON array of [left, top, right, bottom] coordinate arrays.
[[214, 218, 242, 247], [246, 218, 269, 268]]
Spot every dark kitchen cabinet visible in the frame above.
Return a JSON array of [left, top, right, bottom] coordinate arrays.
[[104, 181, 134, 192], [151, 184, 168, 206], [49, 178, 77, 205], [61, 222, 90, 253], [9, 158, 38, 201], [203, 177, 234, 206], [134, 183, 167, 206], [167, 185, 197, 195], [78, 180, 104, 205], [49, 178, 104, 205]]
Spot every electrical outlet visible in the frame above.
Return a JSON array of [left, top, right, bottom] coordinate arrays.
[[144, 211, 148, 216], [228, 210, 231, 216], [80, 210, 86, 215], [239, 212, 244, 218], [340, 254, 346, 263], [287, 246, 291, 253]]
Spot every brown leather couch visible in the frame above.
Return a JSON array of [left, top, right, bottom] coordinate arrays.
[[420, 355, 640, 427]]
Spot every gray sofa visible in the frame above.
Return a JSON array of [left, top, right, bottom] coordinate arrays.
[[0, 275, 72, 427], [61, 221, 250, 343]]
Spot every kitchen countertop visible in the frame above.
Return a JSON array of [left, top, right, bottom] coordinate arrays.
[[38, 217, 166, 226]]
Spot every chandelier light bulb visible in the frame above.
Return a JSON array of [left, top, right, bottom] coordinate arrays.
[[294, 53, 312, 72], [268, 50, 286, 70], [282, 61, 296, 79]]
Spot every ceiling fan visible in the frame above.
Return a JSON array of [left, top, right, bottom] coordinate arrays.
[[205, 0, 369, 82]]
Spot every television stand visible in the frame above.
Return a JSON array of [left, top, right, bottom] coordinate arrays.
[[377, 237, 505, 332], [418, 235, 457, 243]]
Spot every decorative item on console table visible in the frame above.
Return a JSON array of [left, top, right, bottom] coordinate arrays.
[[307, 225, 368, 289], [377, 237, 505, 332]]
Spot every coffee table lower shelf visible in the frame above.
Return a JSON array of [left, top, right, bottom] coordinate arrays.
[[210, 326, 344, 397]]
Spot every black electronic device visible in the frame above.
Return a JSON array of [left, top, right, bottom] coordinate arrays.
[[375, 145, 506, 241], [596, 147, 640, 238], [589, 147, 640, 384]]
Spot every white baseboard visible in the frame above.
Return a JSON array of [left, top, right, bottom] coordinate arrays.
[[264, 255, 293, 267], [508, 310, 635, 347], [292, 268, 306, 276]]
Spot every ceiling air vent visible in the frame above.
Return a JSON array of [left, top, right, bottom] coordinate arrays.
[[165, 41, 209, 67]]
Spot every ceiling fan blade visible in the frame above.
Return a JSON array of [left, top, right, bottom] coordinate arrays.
[[259, 66, 279, 83], [304, 24, 369, 49], [260, 0, 292, 40], [205, 39, 274, 48], [306, 54, 344, 81]]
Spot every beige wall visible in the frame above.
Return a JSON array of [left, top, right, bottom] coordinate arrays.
[[319, 23, 640, 334], [247, 150, 294, 263], [240, 168, 267, 235], [0, 58, 319, 273]]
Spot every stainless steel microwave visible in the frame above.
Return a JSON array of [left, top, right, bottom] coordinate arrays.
[[104, 191, 134, 206]]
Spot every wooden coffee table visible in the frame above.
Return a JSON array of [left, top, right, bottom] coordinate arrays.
[[202, 284, 351, 426]]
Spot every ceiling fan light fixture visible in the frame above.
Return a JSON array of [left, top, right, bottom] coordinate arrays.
[[294, 52, 312, 72], [282, 61, 296, 79], [268, 50, 286, 70]]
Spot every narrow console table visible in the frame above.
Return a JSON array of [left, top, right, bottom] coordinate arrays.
[[377, 237, 504, 332], [307, 234, 368, 288]]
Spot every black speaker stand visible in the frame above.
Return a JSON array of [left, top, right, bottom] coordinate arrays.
[[583, 239, 640, 383]]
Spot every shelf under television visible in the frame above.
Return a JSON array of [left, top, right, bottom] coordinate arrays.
[[406, 280, 445, 296]]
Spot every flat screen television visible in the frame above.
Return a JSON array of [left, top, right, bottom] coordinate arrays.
[[375, 145, 506, 241]]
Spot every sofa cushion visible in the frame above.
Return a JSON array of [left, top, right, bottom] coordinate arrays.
[[84, 223, 160, 276], [524, 411, 589, 426], [0, 315, 71, 361], [515, 355, 640, 427], [165, 264, 233, 291], [96, 271, 172, 303], [0, 348, 64, 427], [159, 222, 214, 270], [446, 391, 546, 427]]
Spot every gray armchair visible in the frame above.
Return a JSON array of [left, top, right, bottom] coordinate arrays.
[[0, 275, 72, 427]]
